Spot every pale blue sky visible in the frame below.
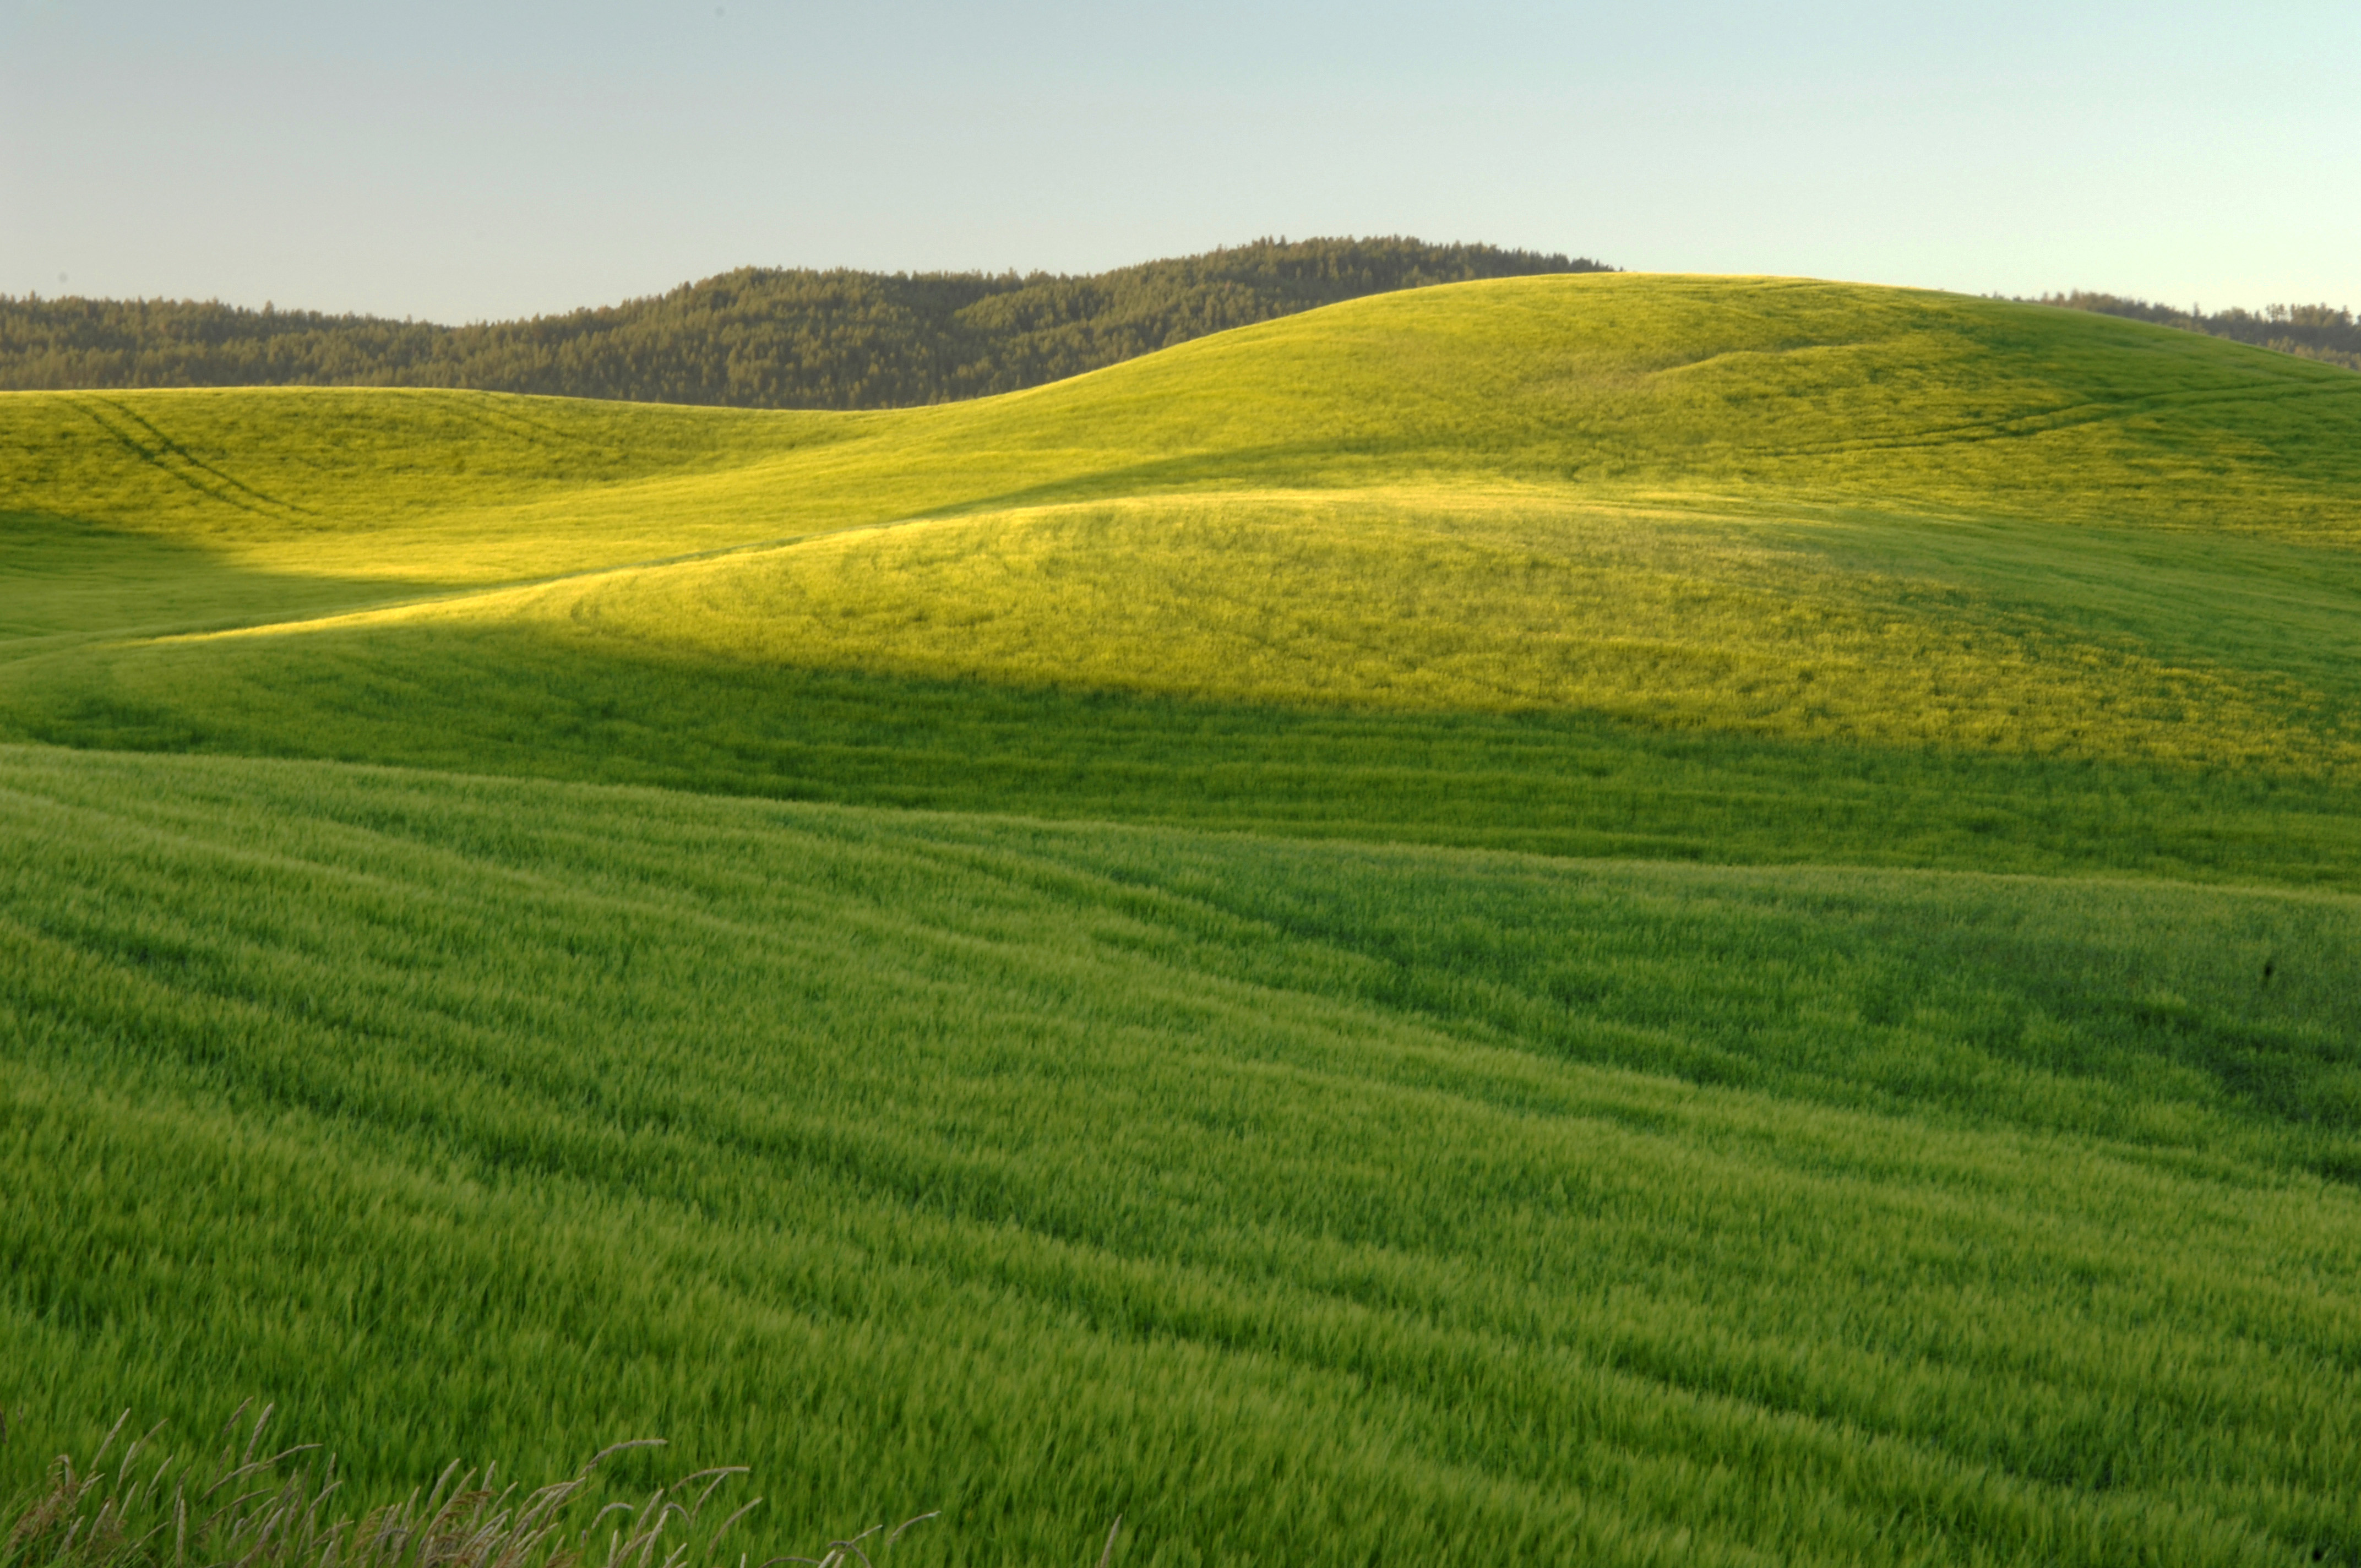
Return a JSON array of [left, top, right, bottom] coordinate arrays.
[[4, 1, 2355, 323]]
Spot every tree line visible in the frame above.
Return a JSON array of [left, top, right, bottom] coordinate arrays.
[[2035, 292, 2360, 371], [0, 237, 1610, 410]]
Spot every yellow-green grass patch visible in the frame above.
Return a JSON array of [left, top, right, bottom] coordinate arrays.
[[188, 486, 2359, 776]]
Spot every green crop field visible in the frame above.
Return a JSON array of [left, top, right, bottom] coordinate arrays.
[[6, 274, 2361, 1565]]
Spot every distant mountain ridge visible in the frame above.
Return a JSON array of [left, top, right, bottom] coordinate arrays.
[[0, 237, 1609, 410]]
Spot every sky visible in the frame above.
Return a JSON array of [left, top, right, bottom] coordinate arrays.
[[3, 1, 2355, 324]]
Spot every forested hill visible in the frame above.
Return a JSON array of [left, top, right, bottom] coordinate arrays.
[[0, 237, 1608, 409], [2039, 292, 2361, 371]]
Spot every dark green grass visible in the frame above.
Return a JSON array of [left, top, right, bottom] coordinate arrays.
[[11, 494, 2361, 893], [9, 617, 2361, 891], [6, 747, 2361, 1566], [0, 510, 439, 647]]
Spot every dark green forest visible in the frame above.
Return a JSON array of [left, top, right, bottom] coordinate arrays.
[[2039, 292, 2361, 370], [0, 237, 1607, 410]]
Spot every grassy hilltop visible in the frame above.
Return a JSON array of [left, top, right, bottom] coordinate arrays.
[[7, 273, 2361, 1565]]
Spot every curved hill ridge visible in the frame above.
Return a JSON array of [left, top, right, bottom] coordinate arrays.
[[198, 483, 2361, 777], [6, 275, 2360, 585]]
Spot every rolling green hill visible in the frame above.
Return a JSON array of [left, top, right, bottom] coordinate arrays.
[[7, 273, 2361, 1564], [6, 274, 2361, 876]]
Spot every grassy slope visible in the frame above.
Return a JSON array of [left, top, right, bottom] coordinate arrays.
[[7, 276, 2361, 884], [7, 748, 2360, 1566], [7, 276, 2359, 576], [7, 276, 2361, 1563]]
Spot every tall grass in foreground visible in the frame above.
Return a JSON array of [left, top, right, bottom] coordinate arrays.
[[8, 748, 2361, 1565], [0, 1409, 950, 1568]]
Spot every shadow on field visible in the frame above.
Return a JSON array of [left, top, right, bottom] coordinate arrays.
[[0, 510, 442, 646], [6, 614, 2361, 896]]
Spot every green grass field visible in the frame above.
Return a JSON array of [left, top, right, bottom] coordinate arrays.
[[6, 274, 2361, 1564]]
